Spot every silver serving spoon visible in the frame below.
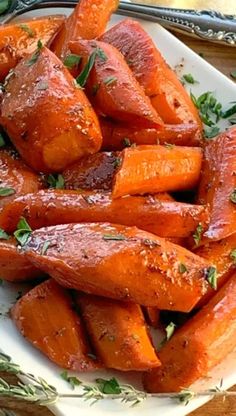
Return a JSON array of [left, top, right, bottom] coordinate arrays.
[[1, 0, 236, 46]]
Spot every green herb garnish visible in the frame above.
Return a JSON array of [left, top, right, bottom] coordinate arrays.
[[92, 83, 100, 96], [14, 217, 32, 246], [230, 189, 236, 204], [60, 370, 81, 390], [204, 125, 220, 139], [182, 73, 198, 84], [0, 187, 15, 197], [47, 174, 64, 189], [230, 249, 236, 263], [165, 322, 176, 341], [18, 24, 35, 38], [230, 71, 236, 80], [41, 241, 50, 255], [222, 103, 236, 119], [178, 263, 187, 274], [0, 133, 6, 147], [0, 229, 9, 240], [104, 76, 117, 86], [103, 234, 126, 241], [205, 266, 218, 290], [96, 378, 121, 395], [64, 54, 81, 69], [26, 40, 43, 67], [0, 0, 11, 15], [113, 157, 121, 168], [76, 48, 107, 88], [37, 81, 48, 91], [193, 223, 203, 246]]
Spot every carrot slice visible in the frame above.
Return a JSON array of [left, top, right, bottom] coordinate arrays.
[[69, 39, 163, 129], [0, 189, 209, 238], [195, 233, 236, 307], [112, 145, 203, 198], [0, 237, 41, 282], [25, 223, 211, 312], [198, 126, 236, 242], [63, 152, 118, 191], [0, 149, 42, 209], [101, 19, 202, 128], [101, 119, 202, 150], [0, 15, 65, 81], [0, 47, 102, 173], [52, 0, 119, 59], [77, 293, 160, 371], [11, 279, 100, 371], [143, 274, 236, 392]]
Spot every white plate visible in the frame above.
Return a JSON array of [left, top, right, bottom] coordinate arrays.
[[1, 7, 236, 416]]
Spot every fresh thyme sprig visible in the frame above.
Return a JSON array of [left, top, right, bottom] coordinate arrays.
[[0, 353, 235, 407]]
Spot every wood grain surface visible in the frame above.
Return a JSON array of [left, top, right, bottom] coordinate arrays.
[[0, 3, 236, 416]]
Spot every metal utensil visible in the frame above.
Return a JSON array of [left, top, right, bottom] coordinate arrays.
[[1, 0, 236, 46]]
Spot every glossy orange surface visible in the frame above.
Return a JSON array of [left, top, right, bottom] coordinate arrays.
[[77, 293, 160, 371], [101, 119, 202, 150], [0, 47, 102, 173], [198, 126, 236, 241], [25, 223, 211, 311], [11, 279, 100, 371], [52, 0, 118, 59], [0, 237, 41, 282], [101, 19, 202, 128], [0, 148, 42, 209], [143, 274, 236, 392], [0, 189, 209, 238], [113, 145, 203, 198], [69, 40, 163, 129], [0, 15, 65, 81]]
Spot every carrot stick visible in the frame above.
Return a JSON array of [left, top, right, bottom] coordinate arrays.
[[198, 126, 236, 242], [0, 237, 41, 282], [25, 223, 212, 312], [63, 152, 118, 191], [0, 189, 209, 239], [0, 15, 65, 81], [52, 0, 119, 59], [195, 233, 236, 307], [0, 149, 42, 209], [112, 145, 203, 198], [11, 279, 100, 371], [0, 47, 102, 173], [77, 293, 160, 371], [69, 40, 163, 129], [143, 274, 236, 392], [101, 119, 202, 150], [101, 19, 202, 128]]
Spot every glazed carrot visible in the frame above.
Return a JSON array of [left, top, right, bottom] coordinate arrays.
[[0, 149, 42, 209], [25, 223, 211, 312], [143, 274, 236, 392], [195, 233, 236, 307], [0, 189, 209, 238], [77, 293, 160, 371], [69, 40, 163, 129], [113, 145, 203, 198], [0, 237, 41, 282], [11, 279, 100, 371], [52, 0, 118, 59], [0, 15, 65, 81], [197, 126, 236, 241], [101, 19, 202, 128], [144, 307, 160, 328], [0, 47, 102, 173], [101, 119, 202, 150], [63, 152, 118, 191]]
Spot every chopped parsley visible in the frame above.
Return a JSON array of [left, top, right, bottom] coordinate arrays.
[[96, 377, 121, 395], [193, 223, 203, 246], [113, 157, 121, 168], [204, 125, 220, 139], [230, 189, 236, 204], [64, 54, 81, 69], [47, 174, 64, 189], [14, 217, 32, 246], [60, 370, 81, 389], [76, 48, 107, 88], [0, 187, 15, 197], [0, 229, 9, 240], [18, 24, 35, 38], [178, 263, 187, 274], [104, 76, 117, 86], [222, 103, 236, 119], [205, 266, 218, 290], [26, 40, 43, 66], [230, 249, 236, 263], [182, 73, 198, 85], [165, 322, 176, 341], [103, 234, 126, 241]]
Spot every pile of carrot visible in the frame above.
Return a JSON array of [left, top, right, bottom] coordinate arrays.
[[0, 0, 235, 393]]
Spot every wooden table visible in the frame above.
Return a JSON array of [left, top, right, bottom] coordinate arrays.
[[1, 5, 236, 416]]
